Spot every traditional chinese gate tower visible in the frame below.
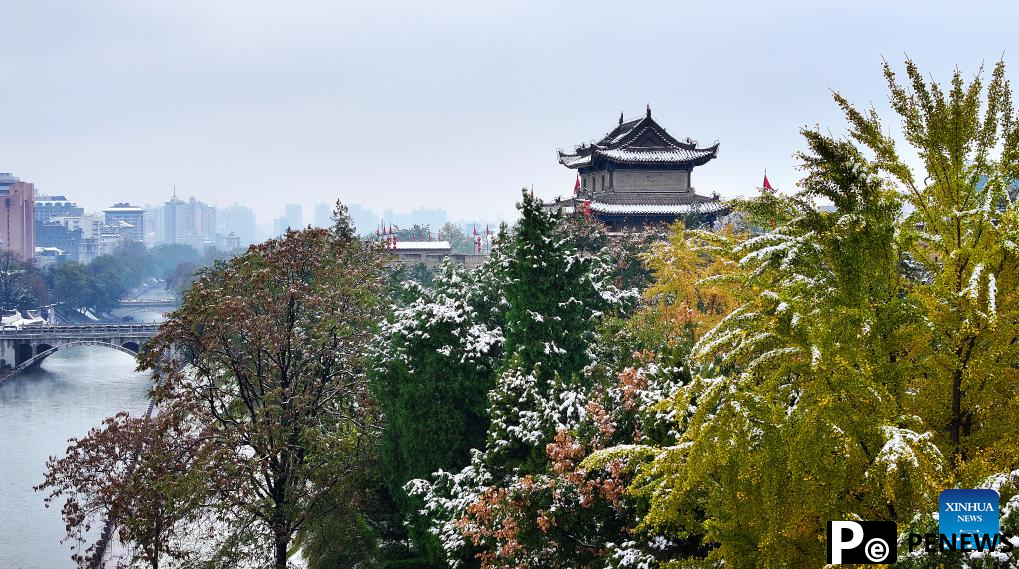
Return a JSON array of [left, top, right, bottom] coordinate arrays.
[[555, 106, 728, 230]]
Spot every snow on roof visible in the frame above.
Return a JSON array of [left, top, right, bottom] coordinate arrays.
[[597, 147, 717, 164], [558, 112, 719, 170], [589, 200, 729, 215], [560, 153, 593, 168], [393, 240, 452, 251]]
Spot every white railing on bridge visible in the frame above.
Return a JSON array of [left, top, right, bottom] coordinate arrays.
[[0, 324, 161, 336]]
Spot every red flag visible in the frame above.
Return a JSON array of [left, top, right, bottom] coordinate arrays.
[[574, 174, 581, 194], [763, 173, 773, 191], [582, 199, 591, 218], [476, 235, 482, 253]]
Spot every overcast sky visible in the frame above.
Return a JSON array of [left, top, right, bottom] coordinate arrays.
[[1, 0, 1016, 223]]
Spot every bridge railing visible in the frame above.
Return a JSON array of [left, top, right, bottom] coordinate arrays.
[[0, 324, 162, 337], [115, 302, 177, 309]]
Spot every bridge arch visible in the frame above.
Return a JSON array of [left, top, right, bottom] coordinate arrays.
[[12, 341, 142, 374], [14, 343, 33, 367], [0, 324, 159, 385]]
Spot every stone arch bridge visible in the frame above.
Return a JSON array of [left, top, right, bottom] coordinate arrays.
[[0, 324, 160, 382]]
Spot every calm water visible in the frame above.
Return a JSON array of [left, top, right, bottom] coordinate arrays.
[[0, 347, 150, 569]]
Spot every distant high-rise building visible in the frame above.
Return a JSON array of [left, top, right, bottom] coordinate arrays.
[[71, 213, 122, 263], [284, 204, 302, 229], [160, 192, 217, 250], [0, 173, 35, 259], [346, 203, 379, 235], [36, 222, 83, 261], [104, 203, 145, 243], [410, 207, 448, 230], [218, 204, 256, 246], [163, 194, 189, 246], [313, 202, 331, 228], [188, 197, 217, 249], [143, 206, 163, 245], [273, 217, 288, 237], [274, 204, 303, 236], [34, 195, 84, 223], [382, 208, 412, 229]]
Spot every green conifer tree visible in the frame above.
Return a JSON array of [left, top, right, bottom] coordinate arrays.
[[500, 189, 602, 381], [484, 190, 634, 473]]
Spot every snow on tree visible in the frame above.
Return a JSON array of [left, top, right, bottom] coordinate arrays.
[[627, 59, 1019, 567], [370, 257, 507, 562], [406, 189, 639, 567]]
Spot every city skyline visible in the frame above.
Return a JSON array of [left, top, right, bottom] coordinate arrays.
[[2, 1, 1016, 222], [17, 170, 506, 262], [25, 182, 504, 233]]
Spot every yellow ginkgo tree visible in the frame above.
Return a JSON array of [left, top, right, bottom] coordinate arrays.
[[623, 59, 1019, 568]]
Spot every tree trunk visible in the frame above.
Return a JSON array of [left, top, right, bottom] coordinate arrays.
[[951, 368, 962, 449], [274, 527, 289, 569], [153, 514, 161, 569], [950, 335, 978, 465]]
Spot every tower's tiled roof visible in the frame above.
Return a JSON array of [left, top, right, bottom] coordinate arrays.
[[590, 192, 718, 207], [558, 108, 718, 169]]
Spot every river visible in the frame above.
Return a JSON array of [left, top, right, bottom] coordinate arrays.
[[0, 347, 150, 569]]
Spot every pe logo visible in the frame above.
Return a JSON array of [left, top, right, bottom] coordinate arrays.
[[939, 488, 999, 549], [827, 521, 896, 564]]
